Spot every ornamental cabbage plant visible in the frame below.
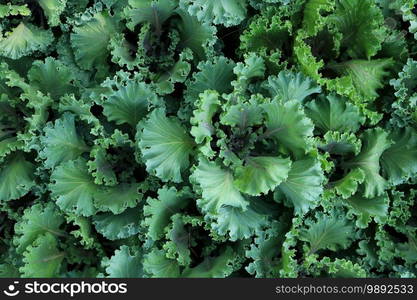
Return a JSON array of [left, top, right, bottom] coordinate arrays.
[[0, 0, 417, 278]]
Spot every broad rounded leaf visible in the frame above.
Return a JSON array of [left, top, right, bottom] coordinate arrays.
[[333, 168, 365, 199], [210, 205, 268, 241], [143, 249, 180, 278], [265, 71, 321, 102], [138, 108, 194, 183], [305, 94, 364, 133], [190, 90, 221, 157], [176, 10, 217, 60], [49, 158, 97, 217], [40, 113, 89, 169], [185, 57, 236, 101], [277, 158, 324, 214], [263, 100, 314, 158], [346, 192, 389, 227], [93, 208, 141, 241], [344, 128, 392, 198], [0, 153, 34, 202], [143, 187, 192, 241], [180, 0, 248, 27], [71, 12, 117, 70], [381, 127, 417, 185], [329, 59, 393, 99], [103, 246, 143, 278], [192, 158, 248, 214], [14, 203, 64, 254], [38, 0, 67, 27], [28, 57, 78, 100], [20, 233, 63, 278], [0, 23, 53, 60], [300, 212, 354, 254], [94, 183, 142, 215], [234, 156, 292, 196], [331, 0, 385, 59], [182, 247, 238, 278], [124, 0, 177, 30], [102, 81, 158, 127]]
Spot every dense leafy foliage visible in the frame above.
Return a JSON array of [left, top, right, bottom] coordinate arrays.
[[0, 0, 417, 278]]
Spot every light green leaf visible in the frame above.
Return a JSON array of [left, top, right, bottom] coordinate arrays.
[[239, 7, 293, 72], [306, 256, 367, 278], [396, 233, 417, 265], [180, 0, 248, 27], [302, 0, 335, 35], [305, 94, 364, 133], [28, 57, 78, 100], [94, 183, 142, 215], [0, 23, 53, 60], [190, 90, 221, 158], [176, 9, 216, 60], [381, 127, 417, 185], [319, 131, 362, 155], [103, 246, 143, 278], [153, 49, 193, 94], [93, 207, 141, 241], [14, 203, 64, 254], [143, 249, 180, 278], [220, 96, 264, 129], [389, 58, 417, 127], [65, 214, 96, 249], [38, 0, 67, 27], [346, 192, 389, 227], [163, 214, 194, 266], [234, 156, 292, 196], [102, 82, 158, 127], [300, 212, 354, 254], [246, 222, 286, 278], [138, 108, 194, 183], [182, 247, 238, 278], [143, 187, 192, 241], [20, 233, 64, 278], [87, 147, 117, 186], [210, 205, 268, 241], [0, 153, 34, 202], [49, 158, 97, 217], [185, 57, 236, 101], [58, 95, 101, 130], [263, 100, 314, 158], [277, 158, 324, 214], [71, 11, 117, 70], [265, 71, 321, 102], [192, 158, 248, 214], [124, 0, 177, 30], [0, 4, 30, 18], [333, 168, 365, 199], [232, 53, 265, 91], [40, 113, 89, 169], [344, 128, 392, 198], [331, 0, 385, 59], [328, 58, 394, 100]]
